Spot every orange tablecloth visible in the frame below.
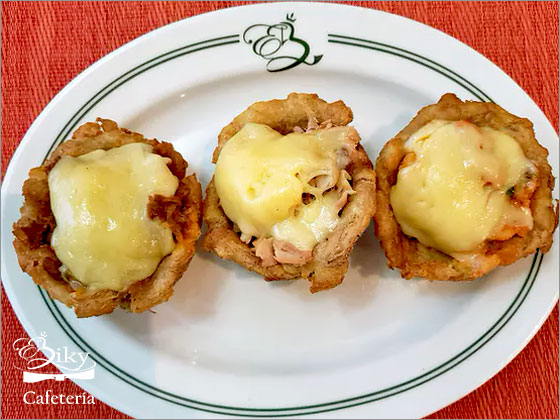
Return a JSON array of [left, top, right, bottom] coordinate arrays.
[[1, 1, 558, 418]]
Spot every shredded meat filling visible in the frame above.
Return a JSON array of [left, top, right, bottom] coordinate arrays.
[[147, 176, 200, 241], [12, 118, 202, 317], [246, 125, 357, 266], [253, 238, 276, 267], [272, 240, 313, 265]]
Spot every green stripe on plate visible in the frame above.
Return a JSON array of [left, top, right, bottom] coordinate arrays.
[[36, 33, 541, 417], [328, 34, 493, 103], [40, 252, 542, 416], [43, 35, 240, 160]]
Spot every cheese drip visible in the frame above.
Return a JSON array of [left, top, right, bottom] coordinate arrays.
[[214, 123, 353, 250], [390, 120, 535, 255], [49, 142, 179, 290]]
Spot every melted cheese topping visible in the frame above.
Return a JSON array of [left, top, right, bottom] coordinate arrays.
[[49, 142, 179, 291], [390, 120, 534, 255], [214, 123, 352, 250], [272, 190, 341, 250]]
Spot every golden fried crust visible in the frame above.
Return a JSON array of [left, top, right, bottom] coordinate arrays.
[[203, 93, 376, 292], [374, 93, 559, 280], [13, 119, 202, 317]]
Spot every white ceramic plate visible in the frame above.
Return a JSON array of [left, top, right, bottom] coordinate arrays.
[[2, 3, 558, 418]]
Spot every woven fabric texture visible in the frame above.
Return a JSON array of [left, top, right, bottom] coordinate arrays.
[[1, 1, 558, 419]]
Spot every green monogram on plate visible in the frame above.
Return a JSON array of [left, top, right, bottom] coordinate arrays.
[[243, 13, 323, 72]]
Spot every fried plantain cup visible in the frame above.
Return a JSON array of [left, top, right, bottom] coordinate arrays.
[[203, 93, 376, 292], [374, 93, 558, 280], [13, 119, 202, 317]]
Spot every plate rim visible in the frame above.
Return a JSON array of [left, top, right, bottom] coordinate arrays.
[[38, 253, 544, 416], [25, 21, 548, 416], [2, 2, 558, 418]]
